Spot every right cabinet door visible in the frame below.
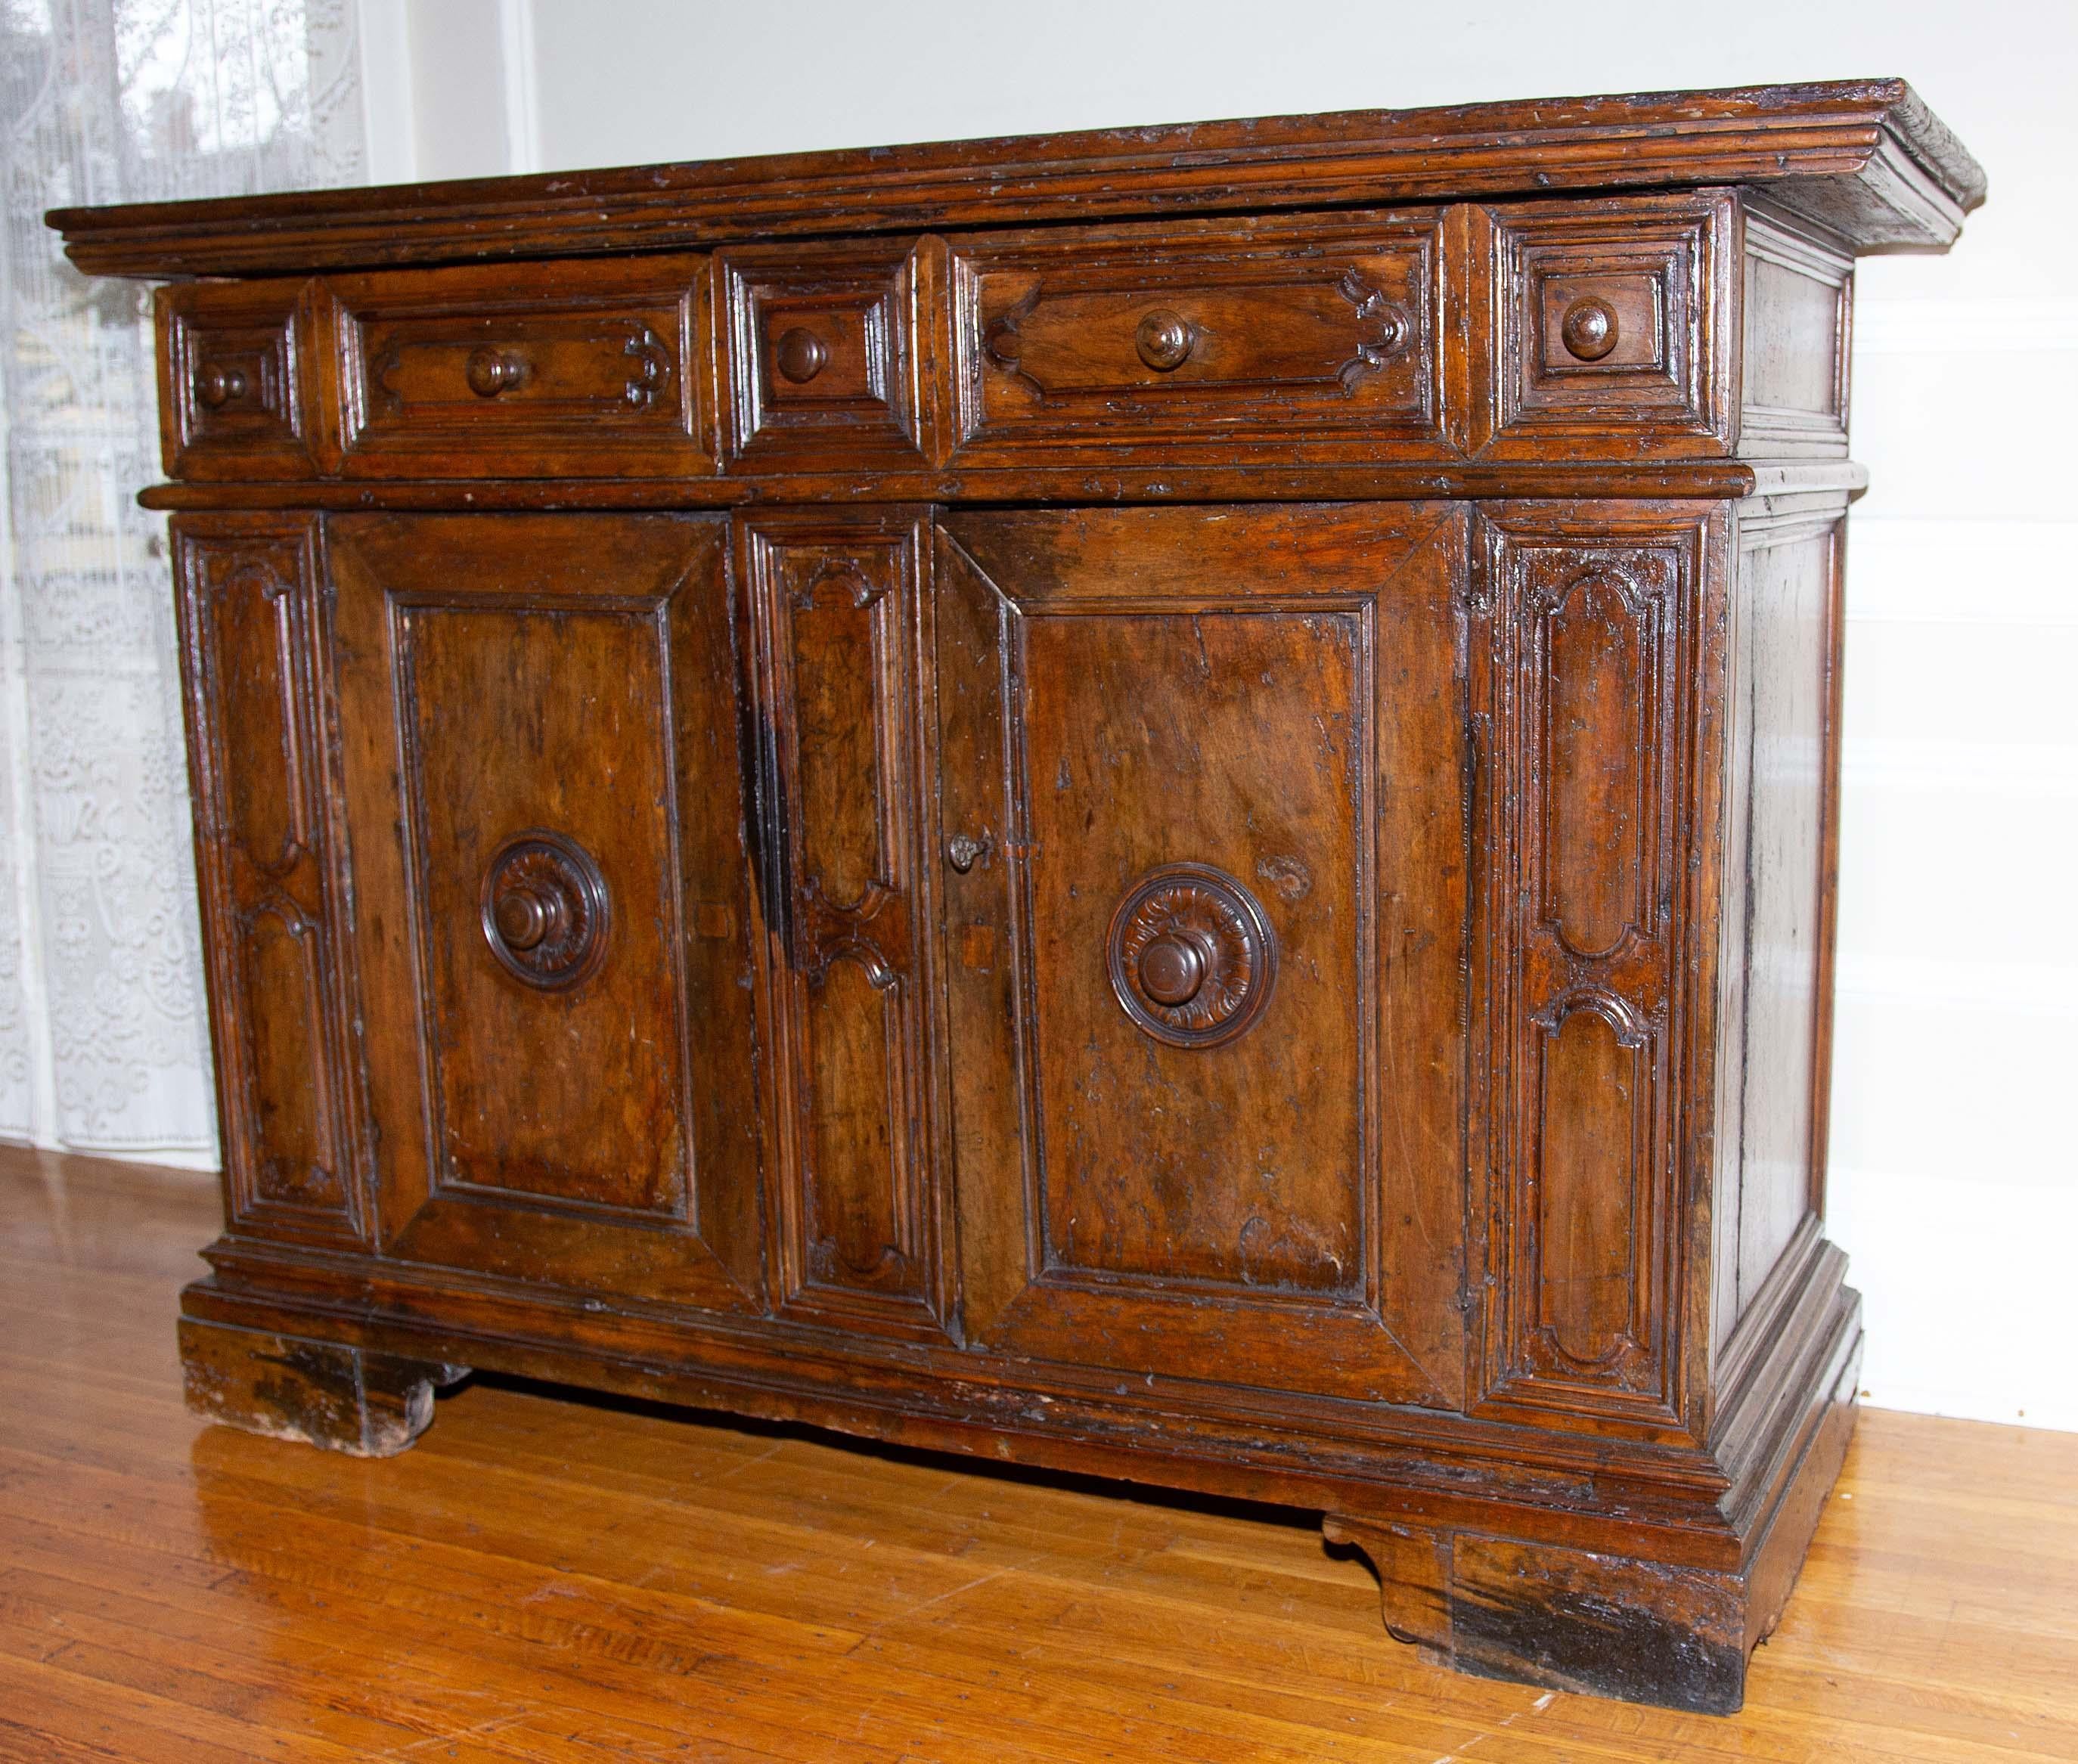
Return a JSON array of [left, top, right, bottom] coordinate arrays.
[[935, 506, 1470, 1407]]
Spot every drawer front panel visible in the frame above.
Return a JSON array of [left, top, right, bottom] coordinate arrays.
[[742, 511, 951, 1340], [1484, 194, 1734, 456], [936, 505, 1469, 1405], [950, 213, 1453, 463], [333, 257, 712, 477], [720, 242, 932, 469], [330, 513, 763, 1307], [158, 281, 327, 479]]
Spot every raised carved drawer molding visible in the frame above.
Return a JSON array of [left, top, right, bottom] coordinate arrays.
[[721, 240, 937, 469], [331, 256, 712, 478], [742, 510, 951, 1341], [1469, 508, 1721, 1435], [172, 518, 367, 1244], [1484, 194, 1735, 458], [73, 79, 1986, 1718], [158, 281, 330, 479], [950, 212, 1453, 463]]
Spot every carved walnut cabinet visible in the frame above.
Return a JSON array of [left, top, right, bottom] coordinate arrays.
[[50, 79, 1983, 1713]]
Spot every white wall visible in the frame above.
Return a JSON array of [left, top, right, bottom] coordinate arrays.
[[385, 0, 2078, 1431]]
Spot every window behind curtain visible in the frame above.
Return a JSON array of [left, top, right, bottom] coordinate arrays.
[[0, 0, 366, 1159]]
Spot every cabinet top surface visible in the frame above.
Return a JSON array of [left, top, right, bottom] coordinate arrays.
[[51, 78, 1981, 278]]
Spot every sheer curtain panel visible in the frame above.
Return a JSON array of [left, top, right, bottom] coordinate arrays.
[[0, 0, 367, 1161]]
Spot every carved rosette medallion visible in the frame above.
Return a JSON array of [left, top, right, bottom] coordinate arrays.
[[1106, 862, 1278, 1048], [479, 831, 610, 991]]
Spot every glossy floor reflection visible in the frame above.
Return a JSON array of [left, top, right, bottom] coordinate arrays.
[[4, 1145, 2075, 1761]]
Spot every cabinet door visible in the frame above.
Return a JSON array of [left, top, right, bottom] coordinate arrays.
[[936, 506, 1470, 1406], [330, 513, 764, 1308]]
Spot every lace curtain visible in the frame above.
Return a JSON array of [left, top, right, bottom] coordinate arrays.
[[1, 0, 366, 1158]]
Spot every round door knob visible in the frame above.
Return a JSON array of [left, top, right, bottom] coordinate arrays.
[[1136, 932, 1208, 1006], [464, 347, 530, 396], [492, 885, 565, 952], [1107, 863, 1277, 1049], [481, 832, 609, 990], [196, 364, 247, 408], [1559, 296, 1620, 361], [1134, 308, 1196, 372], [774, 327, 828, 384]]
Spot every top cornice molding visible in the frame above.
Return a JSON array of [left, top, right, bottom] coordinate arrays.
[[49, 78, 1984, 278]]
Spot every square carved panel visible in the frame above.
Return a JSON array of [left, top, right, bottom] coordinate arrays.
[[158, 281, 327, 479], [720, 242, 932, 469], [1485, 194, 1734, 457]]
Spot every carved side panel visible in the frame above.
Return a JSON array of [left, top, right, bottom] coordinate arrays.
[[172, 519, 368, 1245], [743, 511, 948, 1338], [1472, 513, 1707, 1430]]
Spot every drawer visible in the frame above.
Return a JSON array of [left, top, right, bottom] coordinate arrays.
[[332, 256, 713, 478], [157, 279, 328, 479], [719, 241, 931, 469], [1484, 193, 1734, 455], [949, 213, 1452, 463]]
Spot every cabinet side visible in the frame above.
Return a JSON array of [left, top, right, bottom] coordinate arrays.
[[1710, 493, 1849, 1382]]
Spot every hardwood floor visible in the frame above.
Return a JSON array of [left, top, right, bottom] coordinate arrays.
[[2, 1145, 2073, 1762]]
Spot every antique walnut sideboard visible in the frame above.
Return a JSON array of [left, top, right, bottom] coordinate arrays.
[[51, 79, 1983, 1713]]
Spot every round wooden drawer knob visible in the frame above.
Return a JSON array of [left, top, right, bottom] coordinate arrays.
[[195, 364, 248, 408], [465, 347, 531, 396], [1134, 308, 1196, 372], [775, 327, 828, 384], [1559, 296, 1620, 361]]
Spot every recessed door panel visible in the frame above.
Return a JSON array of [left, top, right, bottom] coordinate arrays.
[[330, 513, 763, 1308], [935, 505, 1470, 1406]]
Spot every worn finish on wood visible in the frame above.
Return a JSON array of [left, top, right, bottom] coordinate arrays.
[[5, 1149, 2076, 1762], [51, 79, 1983, 276], [56, 79, 1983, 1716]]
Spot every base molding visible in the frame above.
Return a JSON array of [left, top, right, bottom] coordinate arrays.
[[174, 1259, 1861, 1711], [1326, 1319, 1861, 1715], [178, 1316, 469, 1458]]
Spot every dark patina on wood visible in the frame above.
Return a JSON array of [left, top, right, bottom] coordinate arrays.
[[55, 79, 1980, 1715]]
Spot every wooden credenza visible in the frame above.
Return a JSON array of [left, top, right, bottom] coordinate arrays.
[[52, 79, 1983, 1714]]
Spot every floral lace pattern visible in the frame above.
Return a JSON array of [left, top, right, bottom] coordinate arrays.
[[1, 0, 365, 1152]]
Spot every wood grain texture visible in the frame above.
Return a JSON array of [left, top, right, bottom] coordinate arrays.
[[50, 79, 1983, 276], [935, 504, 1469, 1408], [67, 79, 1987, 1716], [324, 512, 766, 1309], [740, 510, 954, 1340], [5, 1148, 2074, 1760]]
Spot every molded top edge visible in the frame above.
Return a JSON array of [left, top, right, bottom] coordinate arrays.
[[48, 78, 1985, 277]]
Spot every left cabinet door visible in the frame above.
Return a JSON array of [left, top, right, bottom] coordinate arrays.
[[327, 513, 765, 1309]]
